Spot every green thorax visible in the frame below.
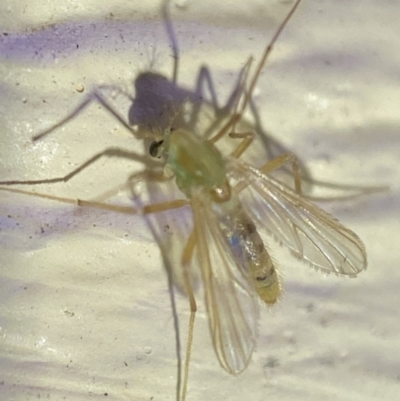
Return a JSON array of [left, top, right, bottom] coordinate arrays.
[[167, 129, 226, 197]]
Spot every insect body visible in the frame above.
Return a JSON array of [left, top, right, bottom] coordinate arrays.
[[167, 127, 280, 306], [148, 125, 366, 379]]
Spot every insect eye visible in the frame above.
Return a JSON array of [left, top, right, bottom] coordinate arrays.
[[149, 140, 164, 158]]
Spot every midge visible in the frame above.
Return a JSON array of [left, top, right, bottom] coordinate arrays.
[[0, 0, 367, 400]]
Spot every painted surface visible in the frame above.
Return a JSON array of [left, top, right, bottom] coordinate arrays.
[[0, 1, 399, 400]]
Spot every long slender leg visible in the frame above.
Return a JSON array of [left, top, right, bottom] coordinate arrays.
[[259, 152, 302, 194], [228, 57, 254, 136], [179, 230, 197, 401], [206, 57, 253, 144], [179, 56, 253, 141], [161, 0, 253, 145], [0, 185, 189, 215], [237, 1, 302, 119], [0, 186, 79, 206], [126, 169, 175, 202], [162, 253, 183, 401], [0, 161, 179, 226], [189, 63, 249, 130], [228, 131, 255, 159], [0, 148, 147, 186], [61, 159, 184, 212], [77, 198, 189, 215], [122, 154, 196, 401], [229, 127, 387, 202], [234, 152, 303, 196], [87, 168, 172, 203], [207, 0, 302, 145]]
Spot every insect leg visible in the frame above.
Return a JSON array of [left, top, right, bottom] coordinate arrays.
[[76, 198, 189, 215], [234, 152, 303, 196], [162, 0, 253, 142], [259, 152, 302, 194], [83, 162, 189, 215], [0, 185, 188, 215], [0, 148, 146, 186], [0, 186, 79, 206], [208, 0, 303, 145], [82, 169, 173, 204], [238, 0, 303, 120], [179, 229, 197, 401], [228, 131, 256, 159], [205, 58, 253, 144], [193, 59, 253, 132], [263, 154, 388, 201]]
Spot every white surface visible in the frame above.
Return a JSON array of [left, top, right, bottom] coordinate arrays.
[[1, 1, 399, 400]]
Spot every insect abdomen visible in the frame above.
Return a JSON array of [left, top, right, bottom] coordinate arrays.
[[217, 198, 280, 305], [243, 220, 280, 305]]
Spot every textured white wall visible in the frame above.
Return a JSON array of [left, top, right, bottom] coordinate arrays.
[[0, 1, 399, 400]]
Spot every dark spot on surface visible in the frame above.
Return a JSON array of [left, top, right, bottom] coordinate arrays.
[[264, 356, 279, 369], [246, 222, 256, 233]]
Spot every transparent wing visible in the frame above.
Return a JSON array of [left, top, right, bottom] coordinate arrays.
[[228, 160, 367, 276], [191, 193, 259, 375]]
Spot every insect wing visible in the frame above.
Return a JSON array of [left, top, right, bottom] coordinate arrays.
[[191, 193, 259, 375], [228, 160, 367, 276]]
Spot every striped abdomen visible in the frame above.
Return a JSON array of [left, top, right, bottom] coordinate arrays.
[[216, 197, 280, 305]]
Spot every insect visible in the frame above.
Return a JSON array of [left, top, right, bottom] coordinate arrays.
[[0, 1, 368, 400]]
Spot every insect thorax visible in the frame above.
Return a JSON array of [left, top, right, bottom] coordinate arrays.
[[166, 129, 226, 197]]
